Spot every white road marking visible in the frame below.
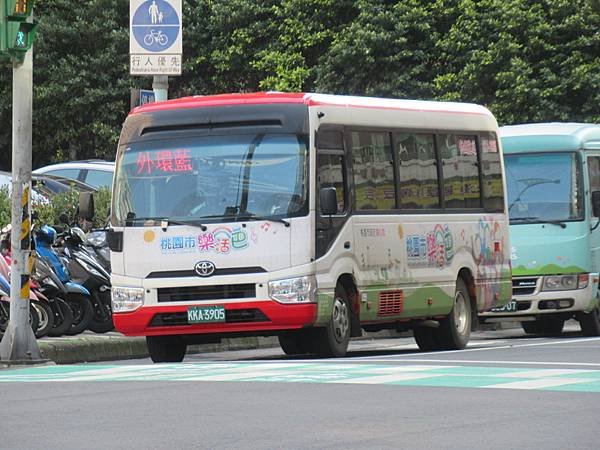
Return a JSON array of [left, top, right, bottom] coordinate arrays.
[[484, 378, 591, 390], [353, 336, 600, 359], [343, 358, 600, 367], [500, 369, 596, 378], [331, 373, 442, 384]]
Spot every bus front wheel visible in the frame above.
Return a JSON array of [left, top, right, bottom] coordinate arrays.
[[147, 335, 187, 363], [578, 306, 600, 336], [278, 331, 311, 355], [312, 285, 351, 357], [436, 278, 472, 350]]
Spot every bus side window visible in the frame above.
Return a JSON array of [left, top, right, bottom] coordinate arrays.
[[588, 156, 600, 217], [317, 153, 346, 214], [481, 133, 504, 212], [439, 134, 481, 209], [317, 130, 347, 214]]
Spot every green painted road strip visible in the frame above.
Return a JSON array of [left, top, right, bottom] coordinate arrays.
[[1, 362, 600, 392]]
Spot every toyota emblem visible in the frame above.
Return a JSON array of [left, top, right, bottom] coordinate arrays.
[[194, 261, 216, 277]]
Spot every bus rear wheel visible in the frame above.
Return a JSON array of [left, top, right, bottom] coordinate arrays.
[[413, 326, 439, 351], [436, 278, 472, 350], [312, 285, 351, 357], [147, 335, 187, 363]]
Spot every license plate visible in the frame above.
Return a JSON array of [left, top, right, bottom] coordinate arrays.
[[187, 305, 226, 324], [490, 300, 517, 313]]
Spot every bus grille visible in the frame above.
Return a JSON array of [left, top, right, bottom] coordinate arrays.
[[512, 277, 538, 296], [378, 290, 404, 316], [157, 284, 256, 303]]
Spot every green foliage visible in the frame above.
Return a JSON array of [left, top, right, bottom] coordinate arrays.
[[433, 0, 600, 124], [33, 189, 79, 228], [93, 187, 111, 227], [0, 185, 111, 230], [0, 186, 10, 227]]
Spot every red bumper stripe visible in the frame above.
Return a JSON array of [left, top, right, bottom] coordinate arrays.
[[114, 300, 317, 337]]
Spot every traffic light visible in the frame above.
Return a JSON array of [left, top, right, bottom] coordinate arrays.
[[1, 0, 38, 62]]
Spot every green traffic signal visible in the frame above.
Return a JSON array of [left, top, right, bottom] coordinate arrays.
[[1, 0, 37, 61]]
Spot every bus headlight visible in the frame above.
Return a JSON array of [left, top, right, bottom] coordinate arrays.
[[268, 276, 317, 304], [111, 287, 144, 312], [542, 275, 578, 291]]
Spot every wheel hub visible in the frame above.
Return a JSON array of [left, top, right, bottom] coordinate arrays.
[[332, 297, 349, 343]]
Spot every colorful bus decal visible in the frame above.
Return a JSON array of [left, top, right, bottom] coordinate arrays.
[[157, 226, 253, 254], [472, 216, 507, 309], [406, 223, 454, 269]]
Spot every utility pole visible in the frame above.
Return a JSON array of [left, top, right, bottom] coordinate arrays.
[[0, 46, 42, 362], [0, 0, 42, 362]]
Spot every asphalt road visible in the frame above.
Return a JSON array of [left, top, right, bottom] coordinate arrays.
[[1, 323, 599, 450]]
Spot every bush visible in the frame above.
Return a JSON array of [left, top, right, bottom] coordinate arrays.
[[0, 185, 112, 230]]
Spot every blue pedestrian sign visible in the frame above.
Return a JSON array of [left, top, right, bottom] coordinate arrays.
[[130, 0, 183, 76]]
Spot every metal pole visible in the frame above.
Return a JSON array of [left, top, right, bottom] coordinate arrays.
[[0, 47, 42, 362], [152, 75, 168, 101]]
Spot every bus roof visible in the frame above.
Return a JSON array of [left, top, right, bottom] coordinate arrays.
[[500, 123, 600, 153], [131, 92, 493, 117]]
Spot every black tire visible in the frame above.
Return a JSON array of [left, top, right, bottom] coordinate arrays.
[[312, 285, 351, 357], [539, 316, 565, 335], [521, 321, 543, 334], [147, 335, 187, 363], [31, 300, 54, 339], [64, 294, 93, 335], [436, 278, 472, 350], [29, 303, 39, 334], [578, 307, 600, 336], [88, 292, 114, 334], [47, 297, 74, 337], [278, 331, 312, 355], [0, 300, 39, 334], [413, 326, 439, 351], [0, 300, 9, 332]]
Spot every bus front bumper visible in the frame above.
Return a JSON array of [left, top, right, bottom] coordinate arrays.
[[480, 277, 598, 320], [113, 300, 318, 337]]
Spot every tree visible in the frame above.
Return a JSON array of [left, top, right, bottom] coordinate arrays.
[[433, 0, 600, 124], [315, 0, 437, 99]]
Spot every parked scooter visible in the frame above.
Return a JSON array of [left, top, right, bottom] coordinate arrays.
[[34, 225, 93, 335], [84, 229, 111, 273], [57, 225, 113, 333], [31, 256, 75, 337], [0, 272, 40, 334]]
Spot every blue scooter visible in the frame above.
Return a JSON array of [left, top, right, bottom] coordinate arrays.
[[35, 225, 93, 335]]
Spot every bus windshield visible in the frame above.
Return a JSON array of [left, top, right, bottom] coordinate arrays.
[[505, 152, 583, 224], [112, 133, 308, 226]]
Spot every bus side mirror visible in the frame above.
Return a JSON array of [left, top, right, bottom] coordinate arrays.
[[320, 187, 338, 216], [592, 191, 600, 218], [78, 192, 95, 221]]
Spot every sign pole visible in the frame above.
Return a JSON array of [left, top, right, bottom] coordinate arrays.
[[0, 46, 42, 363], [152, 74, 168, 101]]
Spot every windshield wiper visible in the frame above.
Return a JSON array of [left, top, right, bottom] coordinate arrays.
[[236, 213, 290, 227], [125, 213, 207, 231], [510, 216, 567, 228], [199, 210, 291, 227], [508, 178, 560, 212]]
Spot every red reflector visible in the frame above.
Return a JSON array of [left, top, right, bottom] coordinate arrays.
[[378, 290, 404, 316], [494, 241, 501, 252]]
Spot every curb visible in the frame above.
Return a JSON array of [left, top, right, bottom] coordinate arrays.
[[36, 334, 281, 364], [25, 323, 521, 365]]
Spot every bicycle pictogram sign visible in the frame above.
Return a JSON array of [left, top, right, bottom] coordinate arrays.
[[131, 0, 180, 53]]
